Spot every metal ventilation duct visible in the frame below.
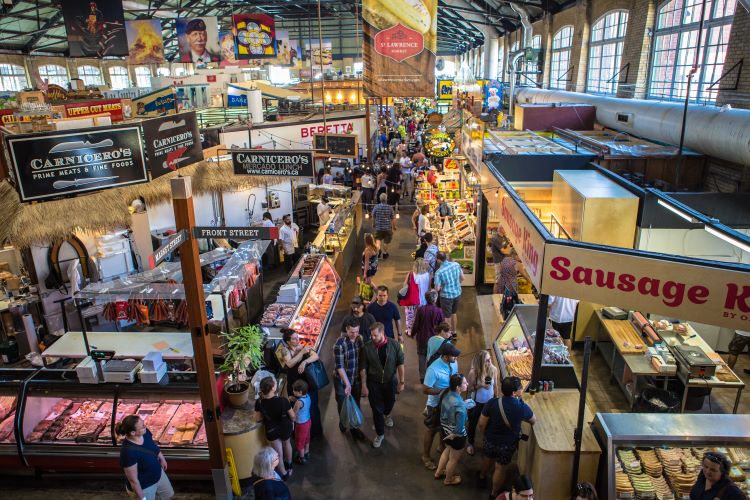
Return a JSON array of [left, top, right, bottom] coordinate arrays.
[[516, 88, 750, 166]]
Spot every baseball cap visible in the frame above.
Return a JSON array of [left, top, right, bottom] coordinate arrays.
[[186, 19, 207, 34], [351, 296, 364, 305], [439, 343, 461, 357]]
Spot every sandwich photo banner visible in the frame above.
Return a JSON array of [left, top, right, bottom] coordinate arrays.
[[126, 19, 165, 64], [363, 0, 437, 97], [5, 125, 147, 202], [233, 14, 276, 59], [142, 111, 202, 180], [304, 39, 333, 70], [176, 17, 220, 65], [62, 0, 128, 58]]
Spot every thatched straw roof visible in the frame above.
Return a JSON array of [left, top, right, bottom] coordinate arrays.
[[0, 160, 282, 248]]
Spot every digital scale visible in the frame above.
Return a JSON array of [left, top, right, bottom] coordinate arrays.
[[672, 345, 716, 379], [102, 359, 142, 383]]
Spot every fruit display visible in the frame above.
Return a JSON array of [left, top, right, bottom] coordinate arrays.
[[260, 303, 297, 328], [24, 398, 207, 447]]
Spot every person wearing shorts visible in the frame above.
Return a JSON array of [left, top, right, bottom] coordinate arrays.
[[548, 295, 579, 352], [371, 193, 395, 259], [433, 252, 463, 336], [727, 330, 750, 375], [478, 376, 537, 499], [291, 379, 312, 464], [434, 374, 468, 486]]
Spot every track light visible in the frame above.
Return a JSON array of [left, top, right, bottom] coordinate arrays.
[[705, 226, 750, 253], [657, 199, 698, 223]]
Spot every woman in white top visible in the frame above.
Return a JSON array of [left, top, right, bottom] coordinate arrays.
[[317, 195, 332, 226], [465, 350, 499, 456], [417, 205, 431, 238], [403, 258, 431, 336], [360, 169, 375, 211]]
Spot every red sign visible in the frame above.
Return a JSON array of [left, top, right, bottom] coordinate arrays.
[[300, 122, 354, 138], [64, 99, 124, 122], [373, 24, 424, 63], [207, 75, 217, 83]]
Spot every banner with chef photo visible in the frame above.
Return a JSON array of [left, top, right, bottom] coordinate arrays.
[[62, 0, 129, 58], [176, 17, 220, 66], [142, 111, 202, 180], [305, 39, 333, 70], [4, 125, 147, 203], [363, 0, 437, 97], [233, 14, 276, 60], [125, 19, 165, 64]]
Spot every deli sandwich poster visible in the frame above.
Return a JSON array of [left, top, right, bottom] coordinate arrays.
[[62, 0, 128, 58], [363, 0, 437, 97], [5, 125, 147, 202], [142, 112, 202, 180]]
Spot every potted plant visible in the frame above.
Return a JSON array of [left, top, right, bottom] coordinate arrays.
[[218, 324, 264, 408]]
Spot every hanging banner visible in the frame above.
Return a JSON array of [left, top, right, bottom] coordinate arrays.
[[437, 79, 454, 101], [541, 243, 750, 332], [61, 0, 128, 58], [227, 84, 248, 108], [275, 31, 302, 68], [232, 150, 313, 177], [125, 19, 165, 64], [233, 14, 276, 59], [193, 226, 280, 240], [485, 80, 502, 111], [363, 0, 437, 97], [132, 87, 177, 117], [304, 39, 333, 70], [64, 99, 125, 122], [142, 111, 202, 179], [176, 17, 220, 65], [5, 125, 147, 202]]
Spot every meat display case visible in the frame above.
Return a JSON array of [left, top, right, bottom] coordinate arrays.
[[0, 368, 35, 470], [263, 254, 341, 352], [592, 412, 750, 499], [491, 304, 578, 389]]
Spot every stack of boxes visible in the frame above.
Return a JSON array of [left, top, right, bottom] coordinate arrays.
[[139, 352, 167, 383]]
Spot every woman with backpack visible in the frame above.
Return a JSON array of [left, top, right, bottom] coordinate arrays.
[[255, 376, 296, 480]]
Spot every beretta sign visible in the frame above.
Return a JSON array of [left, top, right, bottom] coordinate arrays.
[[232, 150, 314, 177], [5, 125, 148, 202], [142, 111, 202, 179]]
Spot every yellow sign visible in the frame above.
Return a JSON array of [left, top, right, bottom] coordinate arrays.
[[437, 79, 453, 101], [225, 447, 241, 496], [426, 132, 455, 157]]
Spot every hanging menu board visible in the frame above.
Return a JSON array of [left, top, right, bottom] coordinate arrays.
[[142, 111, 202, 179], [232, 150, 314, 177], [5, 125, 147, 202], [313, 133, 358, 157]]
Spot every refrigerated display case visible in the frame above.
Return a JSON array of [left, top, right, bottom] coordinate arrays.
[[592, 412, 750, 499], [310, 191, 362, 279], [0, 368, 35, 469], [491, 304, 578, 389]]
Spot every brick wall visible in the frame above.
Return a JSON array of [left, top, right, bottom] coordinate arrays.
[[717, 5, 750, 109], [617, 0, 655, 98]]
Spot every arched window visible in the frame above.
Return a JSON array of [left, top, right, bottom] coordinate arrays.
[[550, 26, 574, 90], [521, 35, 542, 86], [0, 64, 28, 92], [108, 66, 129, 89], [134, 66, 152, 88], [587, 10, 629, 94], [77, 65, 103, 86], [38, 64, 68, 87], [648, 0, 736, 102], [156, 67, 170, 77]]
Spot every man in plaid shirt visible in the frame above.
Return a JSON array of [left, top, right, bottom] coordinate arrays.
[[333, 317, 366, 440], [433, 252, 464, 336], [372, 192, 396, 259]]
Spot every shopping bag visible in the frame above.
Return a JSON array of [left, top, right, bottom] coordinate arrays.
[[358, 279, 375, 303], [339, 395, 364, 430], [304, 359, 330, 390]]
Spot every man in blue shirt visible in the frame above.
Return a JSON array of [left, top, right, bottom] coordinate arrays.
[[433, 252, 464, 336], [421, 342, 460, 470], [478, 376, 537, 499], [366, 285, 402, 340]]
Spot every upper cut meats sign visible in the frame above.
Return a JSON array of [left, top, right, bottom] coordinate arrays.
[[142, 111, 202, 179], [541, 243, 750, 331], [5, 126, 147, 202], [232, 150, 313, 177]]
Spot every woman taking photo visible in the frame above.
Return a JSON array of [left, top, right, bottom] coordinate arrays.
[[401, 258, 430, 336], [362, 233, 379, 285], [252, 446, 292, 500], [435, 373, 469, 486], [255, 376, 296, 480], [275, 329, 322, 437], [466, 350, 499, 456], [117, 415, 174, 500]]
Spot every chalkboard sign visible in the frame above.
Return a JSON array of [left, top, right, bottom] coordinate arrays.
[[313, 133, 358, 158]]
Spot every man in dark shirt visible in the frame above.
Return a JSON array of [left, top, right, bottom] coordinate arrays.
[[410, 290, 445, 382], [366, 285, 402, 340], [478, 376, 537, 499], [340, 296, 376, 342]]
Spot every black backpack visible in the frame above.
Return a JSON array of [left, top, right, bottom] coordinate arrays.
[[501, 288, 520, 319]]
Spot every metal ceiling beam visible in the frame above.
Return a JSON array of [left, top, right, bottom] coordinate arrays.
[[24, 10, 63, 52]]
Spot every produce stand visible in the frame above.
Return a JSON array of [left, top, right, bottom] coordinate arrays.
[[310, 190, 362, 280], [262, 254, 341, 352], [592, 412, 750, 499], [491, 304, 577, 390], [517, 391, 601, 500]]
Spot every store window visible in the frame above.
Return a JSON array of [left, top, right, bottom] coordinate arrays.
[[497, 44, 504, 80], [134, 66, 152, 88], [38, 64, 68, 88], [108, 66, 129, 89], [173, 66, 188, 77], [0, 64, 28, 92], [522, 35, 542, 86], [156, 67, 170, 77], [587, 10, 629, 95], [550, 26, 574, 90], [648, 0, 736, 103], [77, 65, 103, 87]]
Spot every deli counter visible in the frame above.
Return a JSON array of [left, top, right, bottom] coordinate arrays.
[[310, 190, 362, 279]]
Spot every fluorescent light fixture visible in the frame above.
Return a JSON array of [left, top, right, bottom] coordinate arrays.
[[704, 226, 750, 253], [657, 198, 699, 223]]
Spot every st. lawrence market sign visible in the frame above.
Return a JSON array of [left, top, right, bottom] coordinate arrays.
[[232, 150, 314, 177], [5, 125, 147, 202]]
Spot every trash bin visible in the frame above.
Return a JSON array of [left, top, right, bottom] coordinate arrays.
[[638, 386, 680, 413]]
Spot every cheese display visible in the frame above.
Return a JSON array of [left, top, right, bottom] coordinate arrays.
[[24, 398, 207, 447]]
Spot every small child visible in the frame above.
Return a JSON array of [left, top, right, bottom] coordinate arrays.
[[291, 379, 311, 464]]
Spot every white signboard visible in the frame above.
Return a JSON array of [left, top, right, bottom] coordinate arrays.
[[495, 190, 545, 289]]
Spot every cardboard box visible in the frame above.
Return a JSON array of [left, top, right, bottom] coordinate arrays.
[[18, 91, 45, 105]]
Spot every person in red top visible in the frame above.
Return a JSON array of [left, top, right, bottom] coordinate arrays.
[[409, 290, 445, 382]]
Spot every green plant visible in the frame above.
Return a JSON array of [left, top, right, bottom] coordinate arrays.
[[218, 324, 264, 387]]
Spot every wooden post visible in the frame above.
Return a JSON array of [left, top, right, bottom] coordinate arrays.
[[365, 97, 372, 162], [170, 177, 231, 499]]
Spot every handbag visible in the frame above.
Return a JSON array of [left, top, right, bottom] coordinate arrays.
[[398, 272, 420, 306], [358, 280, 375, 302], [304, 359, 330, 390]]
